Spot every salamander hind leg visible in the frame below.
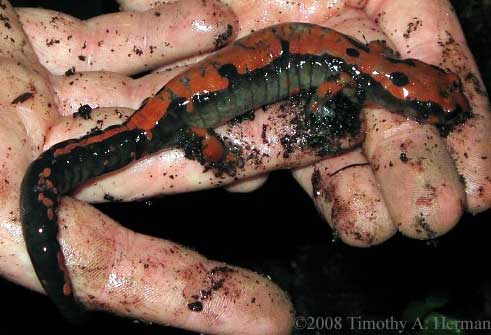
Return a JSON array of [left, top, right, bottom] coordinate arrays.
[[299, 76, 366, 156], [176, 127, 244, 176]]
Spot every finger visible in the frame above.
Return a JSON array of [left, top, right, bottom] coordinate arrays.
[[365, 0, 491, 213], [61, 198, 294, 334], [0, 106, 41, 291], [0, 0, 66, 293], [1, 1, 292, 332], [119, 0, 188, 11], [17, 0, 238, 75], [0, 0, 38, 66], [364, 109, 465, 238], [50, 65, 186, 115], [292, 149, 396, 247], [291, 10, 463, 241], [7, 192, 294, 334], [0, 1, 59, 151], [119, 0, 356, 37], [44, 98, 364, 203], [46, 107, 134, 146], [325, 10, 466, 238], [289, 12, 397, 246], [3, 119, 295, 335], [225, 175, 269, 193]]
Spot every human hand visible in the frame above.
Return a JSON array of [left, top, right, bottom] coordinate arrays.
[[2, 0, 488, 334], [111, 0, 491, 246], [124, 0, 488, 247], [289, 0, 490, 246], [209, 0, 489, 246], [1, 0, 295, 334], [76, 0, 489, 247]]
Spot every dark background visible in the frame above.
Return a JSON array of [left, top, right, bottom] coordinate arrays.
[[1, 1, 490, 334]]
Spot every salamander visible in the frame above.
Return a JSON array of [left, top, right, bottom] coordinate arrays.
[[20, 22, 470, 320]]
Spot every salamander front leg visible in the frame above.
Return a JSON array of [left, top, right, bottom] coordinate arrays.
[[176, 127, 244, 176], [367, 40, 398, 57], [307, 73, 357, 115]]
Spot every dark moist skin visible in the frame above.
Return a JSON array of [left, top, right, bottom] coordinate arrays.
[[20, 22, 470, 320]]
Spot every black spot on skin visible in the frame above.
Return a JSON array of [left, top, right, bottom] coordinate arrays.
[[400, 152, 409, 162], [188, 301, 203, 312], [218, 63, 239, 83], [280, 39, 290, 54], [346, 48, 360, 57], [167, 96, 188, 114], [103, 193, 122, 202], [390, 72, 409, 86]]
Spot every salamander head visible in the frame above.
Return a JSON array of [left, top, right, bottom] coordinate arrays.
[[365, 55, 471, 126]]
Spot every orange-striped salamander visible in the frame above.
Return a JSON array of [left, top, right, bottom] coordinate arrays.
[[20, 22, 470, 320]]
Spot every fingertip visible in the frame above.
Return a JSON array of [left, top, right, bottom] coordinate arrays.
[[55, 197, 295, 334], [466, 185, 491, 215], [19, 0, 240, 75], [364, 110, 466, 240], [324, 170, 397, 247], [446, 113, 491, 215], [293, 152, 397, 248], [181, 262, 294, 335], [225, 175, 268, 193], [397, 186, 465, 239]]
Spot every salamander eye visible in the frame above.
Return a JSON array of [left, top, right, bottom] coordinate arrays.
[[389, 72, 409, 86]]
